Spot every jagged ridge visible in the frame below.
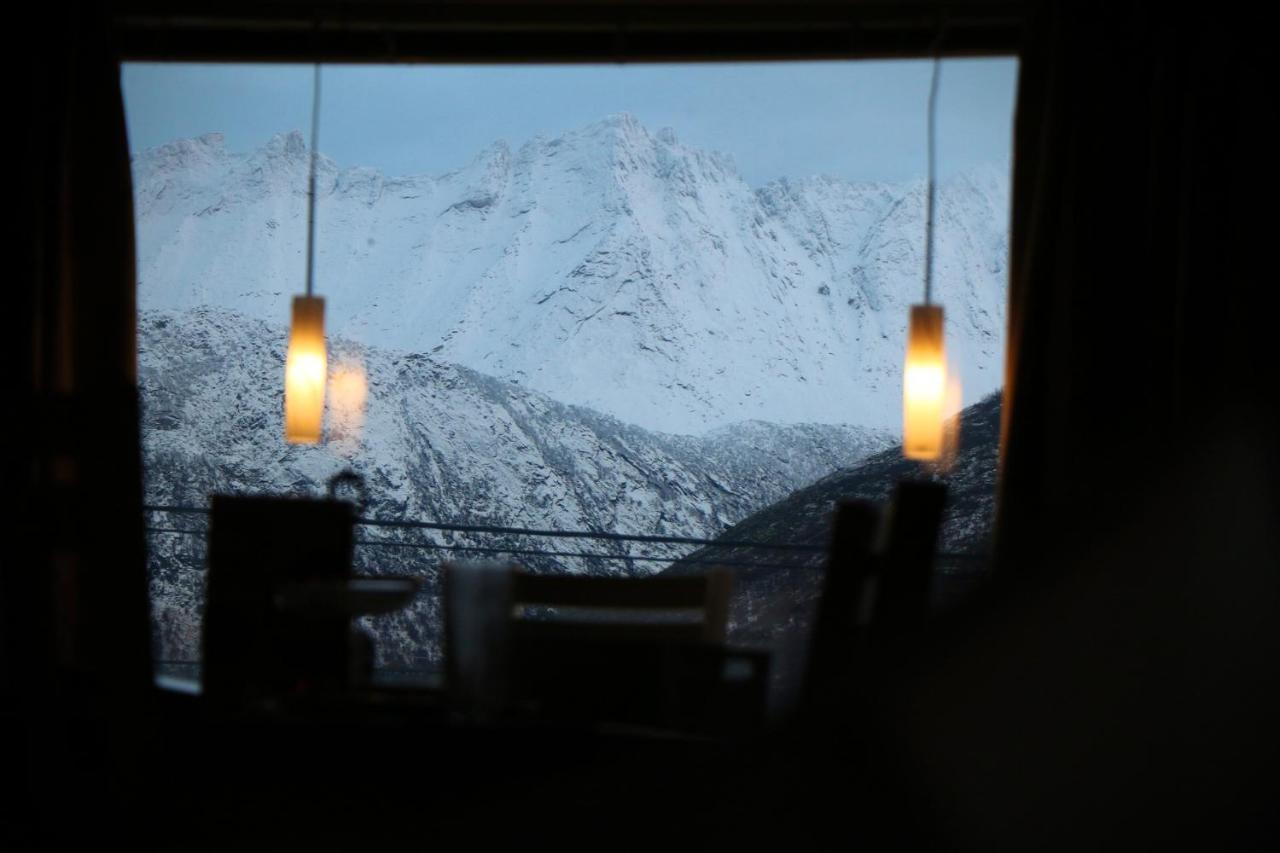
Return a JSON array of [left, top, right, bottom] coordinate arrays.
[[132, 114, 1008, 434]]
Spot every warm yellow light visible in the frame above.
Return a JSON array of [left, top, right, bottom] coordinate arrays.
[[905, 363, 945, 401], [285, 295, 326, 444], [329, 358, 368, 448], [903, 304, 946, 461]]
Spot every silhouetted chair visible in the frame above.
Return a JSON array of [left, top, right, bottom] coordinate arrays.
[[203, 495, 418, 704], [871, 480, 948, 638], [801, 480, 948, 706], [203, 495, 356, 703], [445, 563, 766, 730], [803, 499, 880, 705], [510, 568, 732, 643]]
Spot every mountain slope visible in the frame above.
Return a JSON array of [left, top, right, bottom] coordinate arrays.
[[132, 115, 1008, 433], [665, 392, 1003, 653], [141, 307, 890, 665]]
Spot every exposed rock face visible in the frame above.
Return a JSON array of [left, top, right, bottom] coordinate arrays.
[[140, 308, 889, 666]]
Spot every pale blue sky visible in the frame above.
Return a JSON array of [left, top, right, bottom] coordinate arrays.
[[122, 59, 1016, 187]]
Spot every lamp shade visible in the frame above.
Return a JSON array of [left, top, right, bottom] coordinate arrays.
[[285, 295, 326, 444], [903, 303, 946, 461]]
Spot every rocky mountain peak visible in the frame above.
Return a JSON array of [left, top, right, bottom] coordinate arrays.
[[132, 115, 1009, 434]]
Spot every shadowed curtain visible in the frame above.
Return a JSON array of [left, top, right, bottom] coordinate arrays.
[[878, 5, 1280, 847], [995, 1, 1277, 576], [3, 3, 150, 697]]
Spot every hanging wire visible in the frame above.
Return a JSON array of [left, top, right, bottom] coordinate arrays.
[[141, 504, 825, 552], [143, 523, 988, 567], [923, 55, 942, 305], [303, 64, 322, 298]]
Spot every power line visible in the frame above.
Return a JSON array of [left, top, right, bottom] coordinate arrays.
[[143, 526, 817, 571], [142, 504, 825, 553], [145, 524, 988, 566]]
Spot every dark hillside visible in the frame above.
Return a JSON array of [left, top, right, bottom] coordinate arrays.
[[666, 392, 1003, 657]]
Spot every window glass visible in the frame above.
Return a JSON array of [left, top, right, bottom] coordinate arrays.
[[125, 60, 1016, 680]]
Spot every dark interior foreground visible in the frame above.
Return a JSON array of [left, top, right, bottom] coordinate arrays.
[[5, 1, 1278, 849]]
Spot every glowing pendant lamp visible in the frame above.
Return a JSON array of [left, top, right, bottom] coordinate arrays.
[[285, 66, 326, 444], [285, 294, 325, 443], [904, 303, 946, 459], [903, 57, 947, 462]]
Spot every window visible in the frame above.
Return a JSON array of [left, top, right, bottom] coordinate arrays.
[[124, 60, 1016, 681]]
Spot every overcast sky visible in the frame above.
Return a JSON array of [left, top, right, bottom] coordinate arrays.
[[122, 59, 1017, 187]]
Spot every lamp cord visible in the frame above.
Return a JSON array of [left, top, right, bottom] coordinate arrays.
[[303, 64, 322, 299], [923, 56, 941, 306]]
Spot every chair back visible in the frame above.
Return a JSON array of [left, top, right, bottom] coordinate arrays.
[[509, 568, 736, 726], [202, 495, 354, 702], [445, 564, 741, 727], [872, 480, 948, 636], [799, 481, 948, 709], [509, 569, 732, 643]]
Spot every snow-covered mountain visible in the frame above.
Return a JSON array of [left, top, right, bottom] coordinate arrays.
[[135, 115, 1009, 666], [141, 307, 887, 540], [132, 114, 1008, 434]]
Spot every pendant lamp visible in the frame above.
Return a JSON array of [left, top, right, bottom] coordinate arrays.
[[285, 65, 326, 444], [903, 57, 948, 462]]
